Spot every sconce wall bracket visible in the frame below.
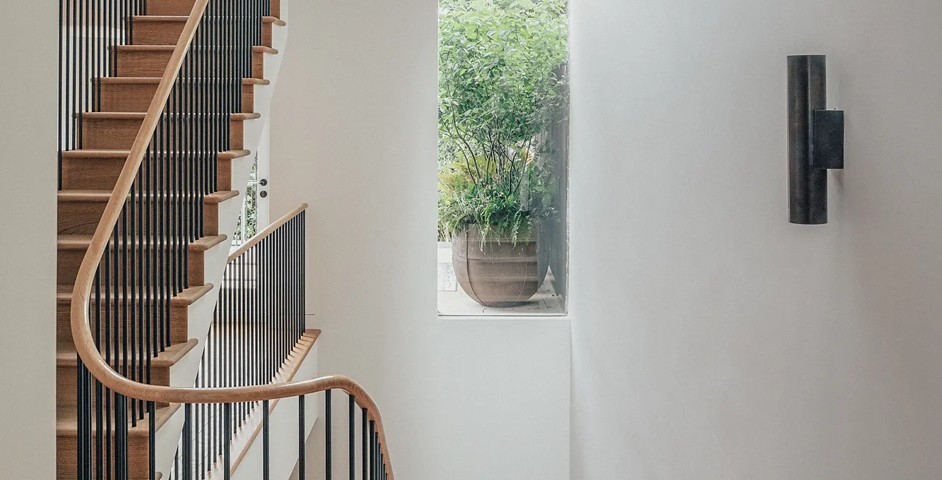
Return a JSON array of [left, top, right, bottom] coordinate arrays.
[[788, 55, 845, 225]]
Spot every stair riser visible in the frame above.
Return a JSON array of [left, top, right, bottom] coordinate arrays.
[[57, 364, 170, 407], [98, 81, 158, 112], [61, 155, 126, 190], [57, 246, 210, 287], [62, 155, 235, 192], [115, 48, 265, 79], [58, 197, 225, 237], [132, 19, 184, 46], [57, 303, 190, 357], [252, 50, 265, 79], [263, 21, 274, 48], [243, 83, 255, 113], [147, 0, 281, 17], [81, 115, 247, 150], [57, 434, 151, 480], [116, 48, 174, 77], [146, 0, 199, 15], [100, 80, 257, 114], [133, 18, 276, 48]]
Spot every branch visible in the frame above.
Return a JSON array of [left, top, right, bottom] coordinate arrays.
[[447, 116, 482, 183]]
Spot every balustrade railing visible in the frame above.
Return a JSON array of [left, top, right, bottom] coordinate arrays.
[[169, 207, 307, 479], [63, 0, 271, 478], [63, 1, 395, 479]]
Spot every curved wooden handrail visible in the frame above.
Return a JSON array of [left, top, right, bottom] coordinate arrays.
[[68, 2, 394, 477], [228, 203, 309, 262]]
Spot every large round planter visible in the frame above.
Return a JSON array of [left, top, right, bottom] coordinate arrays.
[[452, 225, 544, 307]]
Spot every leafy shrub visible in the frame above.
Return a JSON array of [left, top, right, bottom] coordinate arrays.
[[438, 0, 568, 242]]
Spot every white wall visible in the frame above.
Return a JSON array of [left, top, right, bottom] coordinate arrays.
[[571, 1, 942, 479], [0, 1, 58, 478], [270, 1, 570, 479]]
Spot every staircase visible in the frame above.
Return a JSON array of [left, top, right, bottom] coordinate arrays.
[[56, 1, 394, 479]]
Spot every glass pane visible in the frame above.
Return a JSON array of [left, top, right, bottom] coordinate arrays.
[[437, 0, 569, 316], [233, 156, 259, 247]]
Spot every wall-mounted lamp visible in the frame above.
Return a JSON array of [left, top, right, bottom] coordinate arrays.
[[787, 55, 845, 225]]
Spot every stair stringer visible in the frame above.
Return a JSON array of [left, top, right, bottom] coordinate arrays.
[[230, 342, 318, 480]]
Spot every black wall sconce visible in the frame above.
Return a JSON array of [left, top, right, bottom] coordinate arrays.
[[787, 55, 845, 225]]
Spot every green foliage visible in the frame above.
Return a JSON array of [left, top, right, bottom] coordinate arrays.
[[234, 159, 258, 244], [438, 0, 568, 241], [438, 149, 557, 242]]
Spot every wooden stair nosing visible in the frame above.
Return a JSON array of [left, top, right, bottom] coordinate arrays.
[[58, 189, 239, 204], [56, 403, 181, 437], [56, 283, 214, 308], [80, 111, 261, 121], [60, 149, 252, 160], [57, 338, 198, 369], [131, 15, 286, 26], [58, 234, 228, 253], [97, 77, 271, 86], [113, 44, 278, 55]]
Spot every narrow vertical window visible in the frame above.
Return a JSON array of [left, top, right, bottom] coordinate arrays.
[[438, 0, 569, 315]]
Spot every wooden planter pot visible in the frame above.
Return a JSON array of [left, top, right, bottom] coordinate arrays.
[[452, 225, 547, 307]]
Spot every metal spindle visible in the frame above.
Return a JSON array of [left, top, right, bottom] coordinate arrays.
[[326, 389, 332, 480], [299, 395, 306, 480], [263, 399, 270, 480], [349, 394, 355, 480]]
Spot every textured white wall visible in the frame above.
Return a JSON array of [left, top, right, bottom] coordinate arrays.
[[570, 1, 942, 479], [269, 1, 571, 479], [0, 1, 58, 478]]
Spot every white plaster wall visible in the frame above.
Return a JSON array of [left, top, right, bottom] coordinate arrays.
[[570, 1, 942, 479], [269, 1, 571, 479], [0, 2, 58, 478]]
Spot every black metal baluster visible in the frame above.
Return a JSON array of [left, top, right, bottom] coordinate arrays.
[[94, 269, 104, 480], [326, 389, 332, 480], [57, 0, 63, 187], [299, 395, 306, 480], [114, 394, 128, 480], [149, 401, 156, 480], [369, 421, 375, 480], [224, 403, 232, 480], [109, 228, 120, 480], [349, 394, 355, 480], [77, 359, 90, 480], [129, 182, 138, 425], [263, 399, 270, 480], [183, 404, 193, 480]]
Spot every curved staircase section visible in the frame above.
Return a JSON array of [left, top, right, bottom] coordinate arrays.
[[56, 1, 394, 479]]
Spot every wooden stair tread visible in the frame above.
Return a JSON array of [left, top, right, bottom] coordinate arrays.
[[58, 189, 239, 203], [97, 77, 271, 86], [81, 111, 261, 120], [61, 149, 252, 160], [132, 15, 286, 27], [57, 339, 198, 368], [58, 234, 228, 252], [204, 190, 240, 203], [57, 404, 180, 437], [113, 44, 278, 54], [57, 283, 214, 307]]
